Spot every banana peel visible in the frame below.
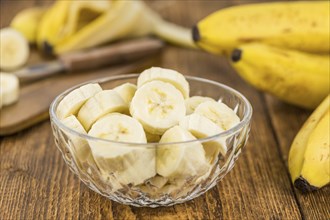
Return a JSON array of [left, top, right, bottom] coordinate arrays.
[[37, 0, 196, 55], [289, 95, 330, 192]]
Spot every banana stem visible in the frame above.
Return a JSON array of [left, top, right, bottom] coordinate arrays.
[[152, 19, 198, 49]]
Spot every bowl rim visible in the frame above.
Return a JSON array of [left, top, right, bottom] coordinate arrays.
[[49, 73, 252, 146]]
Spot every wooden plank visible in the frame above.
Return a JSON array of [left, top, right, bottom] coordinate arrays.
[[265, 95, 330, 220]]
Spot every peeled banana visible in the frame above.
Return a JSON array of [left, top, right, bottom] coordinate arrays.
[[289, 95, 330, 192], [10, 6, 46, 43], [37, 0, 196, 54], [193, 1, 330, 55], [230, 43, 329, 109]]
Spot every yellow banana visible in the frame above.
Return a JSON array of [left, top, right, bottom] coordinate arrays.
[[37, 0, 196, 54], [10, 6, 47, 44], [289, 95, 330, 192], [37, 0, 71, 53], [193, 1, 330, 55], [229, 43, 329, 109]]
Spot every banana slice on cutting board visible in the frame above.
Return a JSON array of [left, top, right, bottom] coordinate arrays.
[[61, 115, 91, 163], [78, 90, 128, 131], [185, 96, 215, 115], [195, 101, 240, 130], [156, 126, 210, 179], [130, 80, 186, 135], [88, 113, 156, 186], [179, 113, 227, 162], [113, 82, 137, 105], [56, 83, 102, 119], [137, 67, 190, 99], [0, 28, 29, 71], [0, 72, 20, 108]]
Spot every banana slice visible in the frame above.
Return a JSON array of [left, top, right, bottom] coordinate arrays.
[[0, 28, 29, 71], [130, 80, 186, 135], [0, 72, 19, 108], [61, 115, 91, 163], [77, 90, 128, 131], [156, 126, 210, 179], [185, 96, 215, 115], [113, 82, 137, 105], [137, 67, 190, 99], [88, 113, 155, 186], [179, 113, 227, 162], [195, 101, 240, 130], [56, 83, 102, 119]]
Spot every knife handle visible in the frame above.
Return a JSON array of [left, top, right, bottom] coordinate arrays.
[[59, 38, 164, 72]]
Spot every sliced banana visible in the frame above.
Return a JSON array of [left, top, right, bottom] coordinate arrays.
[[0, 28, 29, 71], [56, 83, 102, 119], [137, 67, 190, 99], [185, 96, 215, 115], [156, 126, 210, 179], [179, 113, 227, 162], [113, 82, 137, 105], [61, 115, 91, 163], [0, 72, 19, 108], [130, 80, 186, 135], [195, 101, 240, 130], [77, 90, 128, 131], [88, 113, 155, 186]]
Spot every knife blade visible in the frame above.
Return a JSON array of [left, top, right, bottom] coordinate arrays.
[[15, 38, 164, 83]]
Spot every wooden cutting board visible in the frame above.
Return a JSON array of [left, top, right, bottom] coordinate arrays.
[[0, 58, 159, 136]]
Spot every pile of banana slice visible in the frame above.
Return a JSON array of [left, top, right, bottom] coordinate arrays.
[[56, 67, 240, 194]]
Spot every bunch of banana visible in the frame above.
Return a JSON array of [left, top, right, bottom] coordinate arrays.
[[36, 0, 196, 54], [288, 95, 330, 192], [55, 67, 240, 191], [193, 1, 330, 109]]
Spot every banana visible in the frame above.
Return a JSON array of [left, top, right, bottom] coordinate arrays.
[[37, 0, 71, 53], [195, 101, 240, 130], [230, 43, 329, 109], [185, 96, 215, 115], [137, 67, 190, 99], [0, 72, 20, 108], [61, 115, 90, 163], [37, 0, 195, 54], [193, 1, 330, 55], [130, 80, 186, 135], [179, 113, 227, 163], [56, 83, 102, 120], [77, 90, 128, 131], [10, 7, 46, 43], [113, 82, 137, 105], [156, 125, 210, 180], [88, 113, 155, 186], [0, 28, 29, 71], [289, 95, 330, 192]]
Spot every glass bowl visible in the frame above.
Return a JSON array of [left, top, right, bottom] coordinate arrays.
[[49, 74, 252, 207]]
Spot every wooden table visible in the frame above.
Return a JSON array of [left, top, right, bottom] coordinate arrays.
[[1, 1, 329, 219]]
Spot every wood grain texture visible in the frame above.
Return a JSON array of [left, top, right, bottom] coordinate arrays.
[[0, 1, 329, 220]]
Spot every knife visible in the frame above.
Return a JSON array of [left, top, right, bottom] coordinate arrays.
[[14, 38, 164, 83]]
